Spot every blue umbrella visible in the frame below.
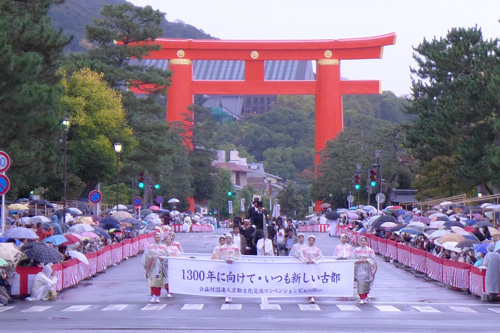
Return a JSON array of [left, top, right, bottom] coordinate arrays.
[[400, 228, 424, 235], [495, 241, 500, 253], [466, 219, 479, 226], [43, 235, 68, 246], [0, 237, 21, 246], [474, 243, 490, 254]]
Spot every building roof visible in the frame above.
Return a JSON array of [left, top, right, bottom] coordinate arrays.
[[213, 162, 251, 173], [129, 59, 314, 81], [389, 189, 418, 204]]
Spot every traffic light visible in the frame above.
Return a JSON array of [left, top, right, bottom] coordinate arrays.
[[138, 172, 145, 189], [370, 167, 377, 187], [155, 184, 160, 190], [228, 191, 235, 197], [353, 173, 361, 190]]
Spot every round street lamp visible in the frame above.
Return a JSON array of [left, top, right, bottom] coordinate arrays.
[[114, 142, 122, 209]]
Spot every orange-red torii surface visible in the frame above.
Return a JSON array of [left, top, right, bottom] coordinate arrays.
[[129, 34, 396, 210]]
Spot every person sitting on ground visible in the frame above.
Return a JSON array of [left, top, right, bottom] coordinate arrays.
[[25, 264, 57, 302]]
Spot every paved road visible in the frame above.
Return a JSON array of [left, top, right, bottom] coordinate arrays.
[[1, 229, 499, 332]]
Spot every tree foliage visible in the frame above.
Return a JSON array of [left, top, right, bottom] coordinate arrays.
[[0, 0, 71, 199], [406, 27, 500, 197], [60, 68, 137, 198]]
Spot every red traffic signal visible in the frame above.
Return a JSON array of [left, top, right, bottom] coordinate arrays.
[[370, 169, 376, 181], [138, 172, 145, 183]]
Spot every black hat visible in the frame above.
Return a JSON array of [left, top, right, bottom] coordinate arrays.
[[252, 197, 260, 204]]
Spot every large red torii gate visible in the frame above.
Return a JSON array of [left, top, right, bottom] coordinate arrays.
[[132, 34, 396, 210]]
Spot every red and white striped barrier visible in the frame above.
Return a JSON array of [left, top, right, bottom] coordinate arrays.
[[191, 224, 214, 232], [12, 233, 156, 296], [297, 224, 329, 233], [172, 224, 183, 232], [410, 248, 427, 273], [385, 240, 398, 261], [469, 265, 486, 297], [397, 243, 411, 267], [425, 253, 443, 282]]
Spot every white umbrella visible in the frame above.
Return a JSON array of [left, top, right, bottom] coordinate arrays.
[[30, 216, 50, 224], [428, 212, 448, 219], [167, 198, 180, 204], [428, 221, 445, 229], [407, 221, 427, 230], [67, 224, 94, 234], [426, 229, 450, 240], [440, 241, 459, 251], [451, 226, 470, 236], [2, 227, 39, 239], [68, 251, 89, 265], [381, 222, 398, 228], [112, 204, 128, 211]]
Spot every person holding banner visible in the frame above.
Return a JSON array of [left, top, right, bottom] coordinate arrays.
[[255, 229, 274, 256], [300, 235, 323, 303], [219, 234, 241, 303], [169, 233, 183, 253], [163, 235, 180, 297], [335, 234, 353, 259], [352, 236, 376, 304], [141, 233, 169, 303], [289, 233, 306, 258], [211, 235, 226, 259]]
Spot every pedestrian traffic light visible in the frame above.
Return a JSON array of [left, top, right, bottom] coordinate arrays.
[[353, 174, 361, 190], [155, 184, 160, 190], [370, 168, 377, 187]]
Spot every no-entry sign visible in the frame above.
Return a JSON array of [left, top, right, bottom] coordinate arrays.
[[156, 196, 163, 204], [0, 151, 10, 173], [0, 174, 10, 195], [88, 190, 102, 204]]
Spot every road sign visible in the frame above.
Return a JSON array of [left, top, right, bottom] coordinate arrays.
[[0, 151, 10, 173], [346, 195, 354, 203], [0, 175, 10, 195], [88, 190, 102, 204], [132, 197, 143, 208], [156, 196, 163, 204], [375, 193, 386, 203]]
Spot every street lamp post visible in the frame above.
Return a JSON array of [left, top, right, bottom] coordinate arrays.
[[114, 142, 122, 210], [375, 150, 382, 194], [62, 118, 70, 225]]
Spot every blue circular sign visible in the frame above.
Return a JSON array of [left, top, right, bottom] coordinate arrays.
[[88, 190, 102, 204], [133, 197, 143, 207], [0, 174, 10, 195], [156, 196, 163, 204]]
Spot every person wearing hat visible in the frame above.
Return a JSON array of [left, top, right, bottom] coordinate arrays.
[[141, 233, 170, 303], [219, 233, 241, 303], [289, 233, 306, 258], [251, 201, 268, 231], [335, 234, 353, 259], [299, 235, 323, 303], [211, 235, 227, 259], [240, 219, 256, 255], [248, 198, 260, 221], [352, 236, 376, 304]]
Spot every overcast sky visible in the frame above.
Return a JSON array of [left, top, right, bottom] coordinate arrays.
[[130, 0, 500, 96]]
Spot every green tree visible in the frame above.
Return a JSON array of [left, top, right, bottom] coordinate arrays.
[[59, 68, 137, 198], [209, 168, 234, 219], [0, 0, 71, 199], [277, 180, 309, 218], [406, 26, 500, 196]]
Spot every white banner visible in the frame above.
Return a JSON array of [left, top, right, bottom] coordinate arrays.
[[168, 257, 354, 298], [240, 198, 245, 212], [228, 201, 233, 214]]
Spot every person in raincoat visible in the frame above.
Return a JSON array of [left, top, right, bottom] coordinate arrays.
[[218, 234, 241, 303], [352, 236, 376, 304], [141, 233, 169, 303], [289, 233, 306, 258], [482, 242, 500, 302], [335, 234, 353, 259], [300, 235, 323, 303], [49, 215, 63, 235], [25, 264, 57, 301]]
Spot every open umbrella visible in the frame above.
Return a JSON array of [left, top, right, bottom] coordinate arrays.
[[436, 233, 466, 245], [30, 199, 53, 207], [112, 204, 128, 211], [30, 216, 50, 224], [371, 215, 397, 229], [60, 233, 84, 246], [167, 198, 180, 204], [2, 227, 39, 240], [407, 221, 427, 230], [92, 226, 111, 239], [440, 241, 460, 251], [67, 207, 83, 216], [43, 235, 68, 246], [474, 243, 490, 254], [67, 224, 94, 234], [111, 211, 134, 222], [139, 209, 153, 218], [75, 216, 94, 226], [99, 217, 121, 230], [0, 258, 9, 267], [149, 205, 161, 211], [462, 206, 483, 215], [320, 203, 331, 209], [488, 227, 500, 235], [0, 237, 21, 246], [381, 222, 398, 228], [24, 244, 63, 264], [347, 212, 359, 219], [325, 211, 341, 220], [67, 251, 89, 265], [450, 226, 470, 236], [475, 221, 494, 228], [400, 228, 424, 235], [81, 231, 99, 239], [69, 202, 91, 215], [456, 239, 479, 249], [0, 243, 21, 262], [426, 229, 450, 239], [444, 221, 464, 228], [7, 203, 29, 211]]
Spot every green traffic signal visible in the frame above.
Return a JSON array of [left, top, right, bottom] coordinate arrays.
[[138, 182, 144, 189], [155, 184, 160, 190], [370, 181, 376, 187], [228, 191, 234, 196], [355, 184, 360, 190]]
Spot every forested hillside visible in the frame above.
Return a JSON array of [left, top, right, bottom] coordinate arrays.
[[49, 0, 214, 52]]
